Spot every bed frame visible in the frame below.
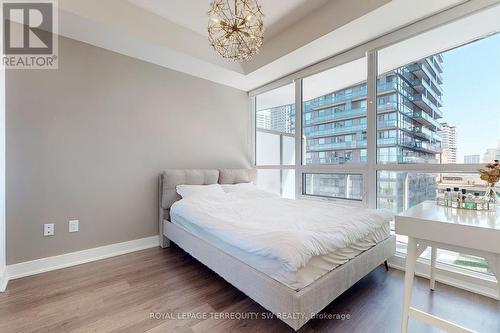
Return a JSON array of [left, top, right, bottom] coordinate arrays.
[[158, 169, 396, 331]]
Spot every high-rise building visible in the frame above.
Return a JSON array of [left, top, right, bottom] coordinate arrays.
[[464, 154, 480, 164], [301, 56, 444, 166], [256, 105, 295, 134], [255, 109, 271, 130], [259, 55, 444, 212], [270, 105, 295, 134], [483, 140, 500, 162], [305, 56, 444, 212], [439, 123, 457, 163]]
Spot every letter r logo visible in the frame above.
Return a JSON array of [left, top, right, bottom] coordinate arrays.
[[3, 2, 53, 54]]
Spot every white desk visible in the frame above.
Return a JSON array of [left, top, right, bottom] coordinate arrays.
[[395, 201, 500, 333]]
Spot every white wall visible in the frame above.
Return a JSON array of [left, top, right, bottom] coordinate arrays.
[[0, 66, 6, 291]]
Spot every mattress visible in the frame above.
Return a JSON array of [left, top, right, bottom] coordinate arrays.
[[166, 218, 390, 290]]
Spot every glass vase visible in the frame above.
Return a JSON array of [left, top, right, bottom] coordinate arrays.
[[485, 183, 498, 205]]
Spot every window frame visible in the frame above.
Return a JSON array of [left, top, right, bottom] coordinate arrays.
[[251, 63, 486, 205], [250, 2, 495, 206], [249, 2, 499, 299], [302, 172, 364, 201]]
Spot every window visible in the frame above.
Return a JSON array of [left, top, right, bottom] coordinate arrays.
[[379, 171, 498, 276], [372, 10, 500, 281], [303, 173, 363, 200], [251, 5, 500, 287], [255, 83, 295, 166], [302, 57, 368, 166], [378, 171, 500, 213], [254, 83, 296, 198], [375, 24, 500, 279], [255, 169, 281, 195], [377, 28, 500, 165]]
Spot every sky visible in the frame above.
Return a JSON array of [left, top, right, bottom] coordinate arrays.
[[439, 33, 500, 162]]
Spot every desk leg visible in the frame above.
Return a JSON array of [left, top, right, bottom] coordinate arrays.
[[402, 237, 418, 333], [496, 255, 500, 301], [430, 247, 437, 291]]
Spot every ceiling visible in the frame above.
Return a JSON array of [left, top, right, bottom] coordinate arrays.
[[54, 0, 472, 91], [127, 0, 330, 39]]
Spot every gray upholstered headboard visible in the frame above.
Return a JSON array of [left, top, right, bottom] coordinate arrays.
[[158, 168, 257, 247]]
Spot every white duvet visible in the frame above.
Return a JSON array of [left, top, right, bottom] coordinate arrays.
[[170, 190, 393, 272]]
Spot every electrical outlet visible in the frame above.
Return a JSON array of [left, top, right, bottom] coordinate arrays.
[[69, 219, 79, 233], [44, 223, 55, 236]]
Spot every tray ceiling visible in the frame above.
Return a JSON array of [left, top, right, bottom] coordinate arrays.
[[55, 0, 469, 91]]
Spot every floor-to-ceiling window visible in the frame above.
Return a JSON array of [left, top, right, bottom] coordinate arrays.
[[254, 83, 295, 198], [300, 56, 368, 202], [251, 4, 500, 293], [375, 22, 500, 277]]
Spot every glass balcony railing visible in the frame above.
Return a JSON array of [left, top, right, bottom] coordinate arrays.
[[411, 77, 443, 106], [419, 141, 442, 153], [377, 102, 398, 112], [377, 81, 398, 93], [307, 82, 398, 110], [304, 108, 366, 125], [308, 88, 367, 109], [404, 110, 437, 130], [378, 120, 397, 128], [307, 140, 367, 151], [412, 126, 435, 140], [304, 103, 396, 127], [406, 110, 442, 130], [378, 154, 439, 164], [426, 58, 443, 76], [400, 140, 442, 153], [408, 63, 443, 86], [378, 138, 398, 145], [412, 94, 443, 118], [304, 124, 367, 137], [430, 80, 444, 96]]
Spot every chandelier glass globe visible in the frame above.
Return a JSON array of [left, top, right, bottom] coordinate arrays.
[[207, 0, 264, 62]]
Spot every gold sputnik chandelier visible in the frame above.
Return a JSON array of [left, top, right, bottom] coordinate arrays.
[[208, 0, 264, 62]]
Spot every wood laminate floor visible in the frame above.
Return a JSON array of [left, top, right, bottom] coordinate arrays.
[[1, 245, 499, 333]]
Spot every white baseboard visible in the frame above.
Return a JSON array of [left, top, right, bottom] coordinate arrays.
[[2, 235, 159, 290]]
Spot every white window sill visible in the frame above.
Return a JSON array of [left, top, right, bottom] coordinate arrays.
[[388, 253, 499, 300]]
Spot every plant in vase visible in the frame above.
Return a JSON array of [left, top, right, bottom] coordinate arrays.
[[478, 159, 500, 205]]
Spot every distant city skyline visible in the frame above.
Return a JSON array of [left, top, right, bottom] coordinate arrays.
[[483, 140, 500, 162], [440, 123, 457, 164]]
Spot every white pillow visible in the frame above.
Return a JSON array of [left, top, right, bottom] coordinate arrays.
[[221, 182, 257, 193], [176, 184, 225, 199]]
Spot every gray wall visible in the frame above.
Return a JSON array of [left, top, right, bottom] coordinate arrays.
[[6, 36, 249, 264], [1, 67, 5, 285]]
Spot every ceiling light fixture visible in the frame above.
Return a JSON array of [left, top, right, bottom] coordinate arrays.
[[207, 0, 264, 62]]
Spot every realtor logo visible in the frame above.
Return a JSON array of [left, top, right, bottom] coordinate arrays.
[[2, 0, 58, 69]]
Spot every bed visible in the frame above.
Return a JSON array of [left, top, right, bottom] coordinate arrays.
[[158, 169, 396, 331]]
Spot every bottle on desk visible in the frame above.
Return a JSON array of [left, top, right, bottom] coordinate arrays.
[[436, 188, 451, 207], [459, 189, 467, 209], [451, 187, 460, 208], [473, 193, 482, 210], [444, 188, 451, 206], [464, 192, 477, 210], [473, 192, 493, 211]]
